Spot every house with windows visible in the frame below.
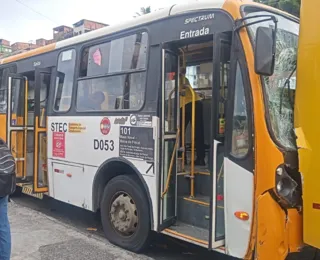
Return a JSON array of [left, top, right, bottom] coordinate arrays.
[[0, 39, 12, 57]]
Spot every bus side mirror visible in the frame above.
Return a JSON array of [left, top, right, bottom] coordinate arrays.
[[254, 26, 276, 76]]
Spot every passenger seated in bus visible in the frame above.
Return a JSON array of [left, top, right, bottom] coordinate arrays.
[[179, 68, 205, 166], [78, 91, 105, 111]]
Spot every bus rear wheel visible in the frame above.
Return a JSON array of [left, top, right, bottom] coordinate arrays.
[[100, 174, 150, 253]]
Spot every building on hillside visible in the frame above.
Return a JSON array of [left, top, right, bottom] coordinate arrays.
[[46, 39, 56, 45], [11, 42, 38, 52], [36, 38, 47, 47], [1, 19, 107, 58], [73, 19, 108, 36], [53, 25, 73, 42], [0, 39, 12, 56], [36, 38, 56, 47]]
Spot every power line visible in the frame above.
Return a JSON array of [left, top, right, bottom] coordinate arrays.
[[14, 0, 59, 25]]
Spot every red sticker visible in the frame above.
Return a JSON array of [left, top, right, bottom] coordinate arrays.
[[100, 117, 111, 135], [93, 48, 101, 66], [217, 194, 224, 201], [52, 132, 65, 158]]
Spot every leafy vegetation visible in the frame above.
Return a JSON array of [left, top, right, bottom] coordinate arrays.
[[254, 0, 301, 17]]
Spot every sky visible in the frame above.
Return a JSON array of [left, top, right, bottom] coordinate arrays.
[[0, 0, 186, 43]]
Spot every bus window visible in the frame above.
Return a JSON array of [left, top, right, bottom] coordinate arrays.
[[76, 72, 146, 111], [53, 49, 76, 112], [77, 32, 148, 112], [80, 32, 148, 77], [82, 42, 111, 77], [109, 32, 148, 73], [243, 8, 298, 150], [39, 73, 51, 127], [186, 62, 212, 97], [231, 63, 249, 157], [164, 52, 178, 133], [0, 66, 16, 113]]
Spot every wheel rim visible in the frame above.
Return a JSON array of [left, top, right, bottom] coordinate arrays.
[[109, 192, 138, 236]]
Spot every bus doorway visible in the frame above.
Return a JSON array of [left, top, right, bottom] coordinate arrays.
[[159, 33, 231, 248], [6, 68, 51, 196]]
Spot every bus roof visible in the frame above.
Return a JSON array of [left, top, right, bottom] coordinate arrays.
[[0, 0, 293, 65], [56, 0, 226, 49], [0, 0, 227, 65]]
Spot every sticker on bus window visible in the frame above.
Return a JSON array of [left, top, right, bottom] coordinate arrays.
[[52, 132, 65, 158], [61, 50, 73, 61], [93, 49, 102, 66]]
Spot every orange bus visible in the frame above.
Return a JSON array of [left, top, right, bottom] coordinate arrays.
[[0, 0, 303, 259]]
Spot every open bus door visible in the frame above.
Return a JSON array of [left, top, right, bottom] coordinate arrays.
[[159, 49, 179, 230], [33, 67, 51, 193], [6, 74, 28, 182], [6, 68, 51, 196]]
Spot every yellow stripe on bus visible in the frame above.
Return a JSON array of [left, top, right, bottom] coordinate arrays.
[[0, 43, 56, 64]]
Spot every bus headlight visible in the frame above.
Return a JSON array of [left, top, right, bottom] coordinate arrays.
[[274, 165, 300, 208]]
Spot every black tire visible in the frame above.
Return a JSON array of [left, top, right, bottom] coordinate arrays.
[[100, 174, 151, 253]]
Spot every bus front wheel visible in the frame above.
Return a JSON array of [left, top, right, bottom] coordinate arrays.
[[100, 174, 150, 253]]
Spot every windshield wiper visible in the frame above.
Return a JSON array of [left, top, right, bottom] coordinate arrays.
[[279, 65, 296, 115]]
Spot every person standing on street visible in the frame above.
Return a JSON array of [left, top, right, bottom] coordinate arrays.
[[0, 196, 11, 260], [0, 138, 16, 260]]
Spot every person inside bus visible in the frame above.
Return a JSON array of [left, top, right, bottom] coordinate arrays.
[[78, 90, 105, 111], [179, 68, 205, 166]]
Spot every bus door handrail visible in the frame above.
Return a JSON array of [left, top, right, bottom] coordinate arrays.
[[187, 85, 196, 198], [179, 82, 196, 198], [23, 77, 28, 178], [180, 78, 196, 198], [167, 88, 175, 131], [161, 128, 180, 198], [181, 86, 186, 170]]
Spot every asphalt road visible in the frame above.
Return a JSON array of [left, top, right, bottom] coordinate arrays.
[[9, 193, 231, 260], [10, 193, 318, 260]]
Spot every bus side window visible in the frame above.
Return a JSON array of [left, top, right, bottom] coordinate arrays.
[[76, 32, 148, 111], [231, 63, 249, 157], [53, 49, 76, 112], [0, 66, 16, 113]]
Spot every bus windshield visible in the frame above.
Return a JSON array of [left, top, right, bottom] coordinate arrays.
[[243, 7, 299, 150]]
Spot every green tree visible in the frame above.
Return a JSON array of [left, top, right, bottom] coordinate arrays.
[[134, 6, 151, 17], [254, 0, 300, 17]]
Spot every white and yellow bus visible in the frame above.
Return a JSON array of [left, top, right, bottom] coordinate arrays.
[[0, 0, 302, 259]]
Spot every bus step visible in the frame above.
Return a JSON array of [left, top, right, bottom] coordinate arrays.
[[21, 184, 43, 200], [16, 176, 33, 184], [167, 220, 209, 244], [177, 195, 210, 229], [195, 174, 211, 197]]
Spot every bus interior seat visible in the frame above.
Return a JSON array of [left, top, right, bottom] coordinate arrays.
[[100, 91, 109, 110], [115, 96, 123, 110]]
